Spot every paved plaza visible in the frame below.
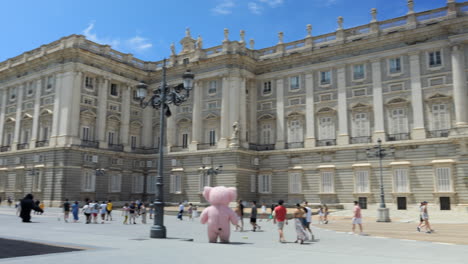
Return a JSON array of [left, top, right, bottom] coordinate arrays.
[[0, 206, 467, 264]]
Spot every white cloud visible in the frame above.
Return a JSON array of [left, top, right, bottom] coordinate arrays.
[[259, 0, 284, 8], [82, 22, 120, 48], [127, 36, 153, 52], [212, 0, 235, 15], [248, 2, 263, 14], [82, 22, 153, 54]]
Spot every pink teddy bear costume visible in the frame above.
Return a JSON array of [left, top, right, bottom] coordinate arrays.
[[200, 186, 238, 243]]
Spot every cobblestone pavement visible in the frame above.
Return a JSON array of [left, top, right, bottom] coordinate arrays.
[[0, 206, 467, 264]]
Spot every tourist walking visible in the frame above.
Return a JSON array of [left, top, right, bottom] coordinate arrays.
[[323, 204, 329, 224], [234, 204, 243, 232], [293, 204, 308, 244], [260, 203, 267, 221], [268, 204, 276, 222], [83, 202, 92, 224], [71, 201, 79, 222], [122, 203, 129, 224], [250, 201, 261, 231], [129, 202, 137, 224], [238, 200, 244, 228], [273, 200, 288, 243], [177, 202, 184, 221], [187, 203, 193, 221], [100, 201, 107, 224], [303, 201, 313, 238], [106, 200, 113, 221], [350, 201, 363, 235], [63, 199, 71, 222], [19, 194, 43, 222], [317, 205, 324, 224], [140, 204, 147, 224], [192, 204, 198, 218], [418, 201, 433, 233], [7, 196, 12, 207]]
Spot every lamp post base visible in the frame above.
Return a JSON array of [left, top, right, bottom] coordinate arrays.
[[376, 208, 391, 222], [150, 225, 167, 238]]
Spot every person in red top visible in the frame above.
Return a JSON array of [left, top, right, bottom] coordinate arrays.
[[351, 201, 363, 235], [273, 200, 288, 243]]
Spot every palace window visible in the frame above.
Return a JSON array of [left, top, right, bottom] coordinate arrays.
[[131, 136, 137, 149], [389, 57, 402, 73], [318, 116, 335, 140], [431, 104, 450, 130], [32, 171, 42, 192], [321, 171, 334, 193], [110, 83, 119, 96], [258, 174, 272, 193], [355, 170, 370, 193], [46, 76, 54, 90], [353, 64, 365, 80], [320, 71, 331, 85], [393, 168, 409, 193], [289, 76, 300, 90], [108, 131, 116, 145], [289, 172, 302, 194], [147, 176, 157, 194], [250, 175, 256, 192], [81, 127, 90, 141], [260, 122, 274, 144], [82, 170, 96, 192], [199, 171, 211, 192], [428, 51, 442, 67], [182, 133, 189, 148], [352, 112, 370, 137], [287, 119, 303, 143], [208, 80, 217, 94], [110, 174, 121, 193], [263, 81, 272, 94], [208, 129, 216, 146], [22, 130, 30, 144], [435, 167, 452, 192], [132, 174, 144, 193], [85, 76, 94, 89], [170, 174, 182, 194], [389, 108, 408, 134]]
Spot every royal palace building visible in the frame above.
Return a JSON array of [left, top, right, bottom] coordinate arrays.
[[1, 1, 468, 211]]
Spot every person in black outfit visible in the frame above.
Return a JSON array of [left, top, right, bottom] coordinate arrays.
[[20, 194, 43, 222]]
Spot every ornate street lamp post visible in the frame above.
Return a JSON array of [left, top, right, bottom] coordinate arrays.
[[136, 59, 194, 238], [366, 138, 393, 222]]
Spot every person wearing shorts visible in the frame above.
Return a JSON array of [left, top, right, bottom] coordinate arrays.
[[106, 200, 113, 221], [351, 201, 363, 235], [274, 200, 287, 243], [250, 201, 261, 231], [63, 199, 70, 223]]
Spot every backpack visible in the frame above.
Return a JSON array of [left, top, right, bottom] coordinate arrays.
[[94, 203, 100, 210]]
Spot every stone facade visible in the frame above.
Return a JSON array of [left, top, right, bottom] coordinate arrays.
[[1, 1, 468, 210]]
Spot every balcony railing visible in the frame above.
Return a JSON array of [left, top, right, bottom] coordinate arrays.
[[17, 143, 29, 150], [0, 145, 10, 152], [108, 144, 124, 152], [132, 147, 159, 154], [249, 143, 275, 151], [198, 143, 217, 150], [316, 139, 336, 147], [171, 145, 188, 152], [81, 140, 99, 148], [427, 129, 450, 138], [35, 140, 49, 148], [387, 133, 410, 141], [350, 136, 372, 144], [286, 142, 304, 149]]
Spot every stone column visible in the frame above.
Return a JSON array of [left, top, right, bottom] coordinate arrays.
[[30, 79, 42, 149], [57, 72, 76, 146], [239, 78, 248, 148], [229, 76, 241, 148], [96, 78, 109, 148], [371, 59, 386, 142], [0, 89, 6, 146], [409, 52, 426, 139], [337, 67, 349, 145], [189, 81, 202, 151], [120, 86, 131, 151], [249, 81, 257, 145], [141, 106, 153, 148], [12, 84, 24, 151], [218, 76, 230, 148], [69, 72, 82, 145], [165, 114, 176, 151], [305, 73, 316, 148], [50, 73, 62, 146], [451, 45, 468, 127], [275, 78, 285, 149]]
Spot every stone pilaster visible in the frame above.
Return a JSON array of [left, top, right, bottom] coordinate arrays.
[[96, 78, 109, 148], [166, 114, 176, 151], [69, 72, 82, 145], [451, 45, 468, 127], [248, 81, 257, 145], [12, 84, 24, 151], [337, 67, 349, 145], [189, 81, 202, 151], [120, 86, 131, 151], [0, 89, 6, 146], [30, 78, 42, 149], [218, 76, 230, 148], [409, 52, 426, 139], [275, 78, 285, 149], [141, 106, 153, 148], [50, 74, 62, 146], [239, 78, 248, 148], [56, 72, 77, 146], [229, 76, 241, 148], [305, 73, 316, 148], [371, 59, 386, 142]]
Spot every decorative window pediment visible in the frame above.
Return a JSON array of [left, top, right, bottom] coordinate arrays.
[[316, 107, 336, 115], [258, 114, 276, 121], [426, 93, 450, 102], [351, 103, 372, 112], [40, 109, 53, 116], [204, 113, 220, 120], [386, 97, 409, 107]]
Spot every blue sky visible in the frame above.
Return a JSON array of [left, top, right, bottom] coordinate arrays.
[[0, 0, 450, 62]]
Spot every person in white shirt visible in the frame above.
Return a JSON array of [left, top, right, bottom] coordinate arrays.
[[82, 202, 92, 224], [303, 201, 313, 239], [100, 201, 107, 224], [177, 202, 184, 220]]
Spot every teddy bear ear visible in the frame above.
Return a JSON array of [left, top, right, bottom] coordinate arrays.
[[227, 187, 237, 202], [203, 186, 212, 201]]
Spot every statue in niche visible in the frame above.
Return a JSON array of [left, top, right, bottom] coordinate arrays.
[[231, 121, 239, 139]]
